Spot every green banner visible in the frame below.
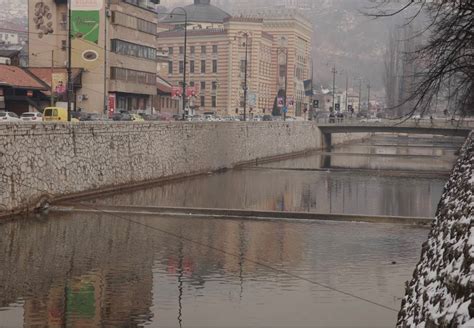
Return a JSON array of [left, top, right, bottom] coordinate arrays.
[[71, 10, 100, 44]]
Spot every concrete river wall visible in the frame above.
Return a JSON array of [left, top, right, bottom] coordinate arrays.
[[397, 132, 473, 327], [0, 122, 367, 216]]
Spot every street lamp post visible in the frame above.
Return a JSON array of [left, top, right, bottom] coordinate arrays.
[[277, 45, 288, 121], [169, 7, 188, 120], [243, 33, 249, 122], [235, 32, 250, 121], [283, 49, 288, 121], [331, 65, 337, 113], [67, 0, 72, 121]]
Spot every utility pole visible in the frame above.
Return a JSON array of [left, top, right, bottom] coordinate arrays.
[[367, 82, 371, 112], [358, 79, 362, 113], [169, 7, 188, 120], [66, 0, 72, 121], [103, 0, 109, 115], [243, 33, 248, 122], [331, 65, 337, 111], [283, 49, 288, 121], [51, 50, 54, 106], [182, 12, 187, 119], [345, 74, 348, 112]]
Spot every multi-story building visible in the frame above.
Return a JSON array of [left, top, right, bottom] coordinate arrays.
[[158, 0, 312, 117], [258, 8, 313, 116], [0, 22, 29, 66], [28, 0, 158, 114]]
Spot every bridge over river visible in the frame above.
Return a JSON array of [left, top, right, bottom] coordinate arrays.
[[317, 119, 473, 149]]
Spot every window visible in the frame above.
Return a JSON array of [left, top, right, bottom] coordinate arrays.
[[190, 81, 195, 87], [111, 39, 156, 60], [123, 0, 157, 11], [212, 81, 217, 90], [168, 61, 173, 74], [211, 96, 216, 108], [190, 60, 195, 73], [201, 45, 206, 54], [179, 61, 184, 73], [60, 13, 67, 31], [212, 60, 217, 73], [61, 40, 67, 51], [200, 81, 206, 90], [212, 45, 218, 54], [190, 46, 195, 54], [110, 67, 156, 85], [137, 18, 156, 34], [200, 96, 205, 107], [179, 46, 184, 54], [112, 11, 157, 34], [201, 60, 206, 73], [168, 47, 173, 55]]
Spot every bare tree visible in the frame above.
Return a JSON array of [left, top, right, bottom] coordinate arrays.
[[369, 0, 474, 118]]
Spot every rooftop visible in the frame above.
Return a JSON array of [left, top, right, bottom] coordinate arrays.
[[161, 0, 231, 24], [0, 64, 48, 90]]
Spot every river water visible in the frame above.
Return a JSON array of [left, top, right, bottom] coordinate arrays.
[[0, 135, 465, 327]]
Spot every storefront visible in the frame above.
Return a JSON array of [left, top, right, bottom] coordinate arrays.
[[110, 92, 151, 113]]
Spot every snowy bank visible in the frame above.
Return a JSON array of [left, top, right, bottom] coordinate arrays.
[[398, 132, 473, 327]]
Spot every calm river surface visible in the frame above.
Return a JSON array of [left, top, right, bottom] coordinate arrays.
[[0, 135, 465, 327]]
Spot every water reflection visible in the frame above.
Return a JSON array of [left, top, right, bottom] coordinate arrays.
[[94, 168, 444, 217], [0, 211, 428, 327], [92, 135, 459, 217]]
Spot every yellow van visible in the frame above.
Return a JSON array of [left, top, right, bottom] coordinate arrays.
[[43, 107, 68, 121]]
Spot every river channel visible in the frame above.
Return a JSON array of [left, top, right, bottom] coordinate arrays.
[[0, 134, 465, 327]]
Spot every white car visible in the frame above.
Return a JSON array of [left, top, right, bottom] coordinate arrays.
[[0, 111, 21, 122], [21, 112, 43, 122]]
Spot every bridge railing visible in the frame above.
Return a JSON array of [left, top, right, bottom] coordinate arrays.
[[315, 117, 474, 129]]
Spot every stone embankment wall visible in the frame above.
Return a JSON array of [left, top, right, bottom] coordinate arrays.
[[0, 122, 367, 216], [397, 132, 473, 327]]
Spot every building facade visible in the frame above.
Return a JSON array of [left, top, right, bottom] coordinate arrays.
[[28, 0, 158, 114], [158, 0, 313, 117]]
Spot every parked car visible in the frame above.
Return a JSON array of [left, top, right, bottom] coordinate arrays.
[[43, 107, 68, 121], [21, 112, 42, 122], [262, 115, 273, 121], [172, 114, 185, 121], [130, 113, 144, 122], [0, 111, 21, 122], [87, 113, 108, 121], [111, 112, 133, 121]]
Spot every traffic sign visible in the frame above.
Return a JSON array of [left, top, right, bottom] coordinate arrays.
[[277, 97, 284, 108], [286, 96, 294, 108], [247, 92, 257, 107]]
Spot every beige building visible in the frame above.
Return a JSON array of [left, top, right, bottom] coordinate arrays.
[[158, 0, 312, 117], [28, 0, 158, 114]]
